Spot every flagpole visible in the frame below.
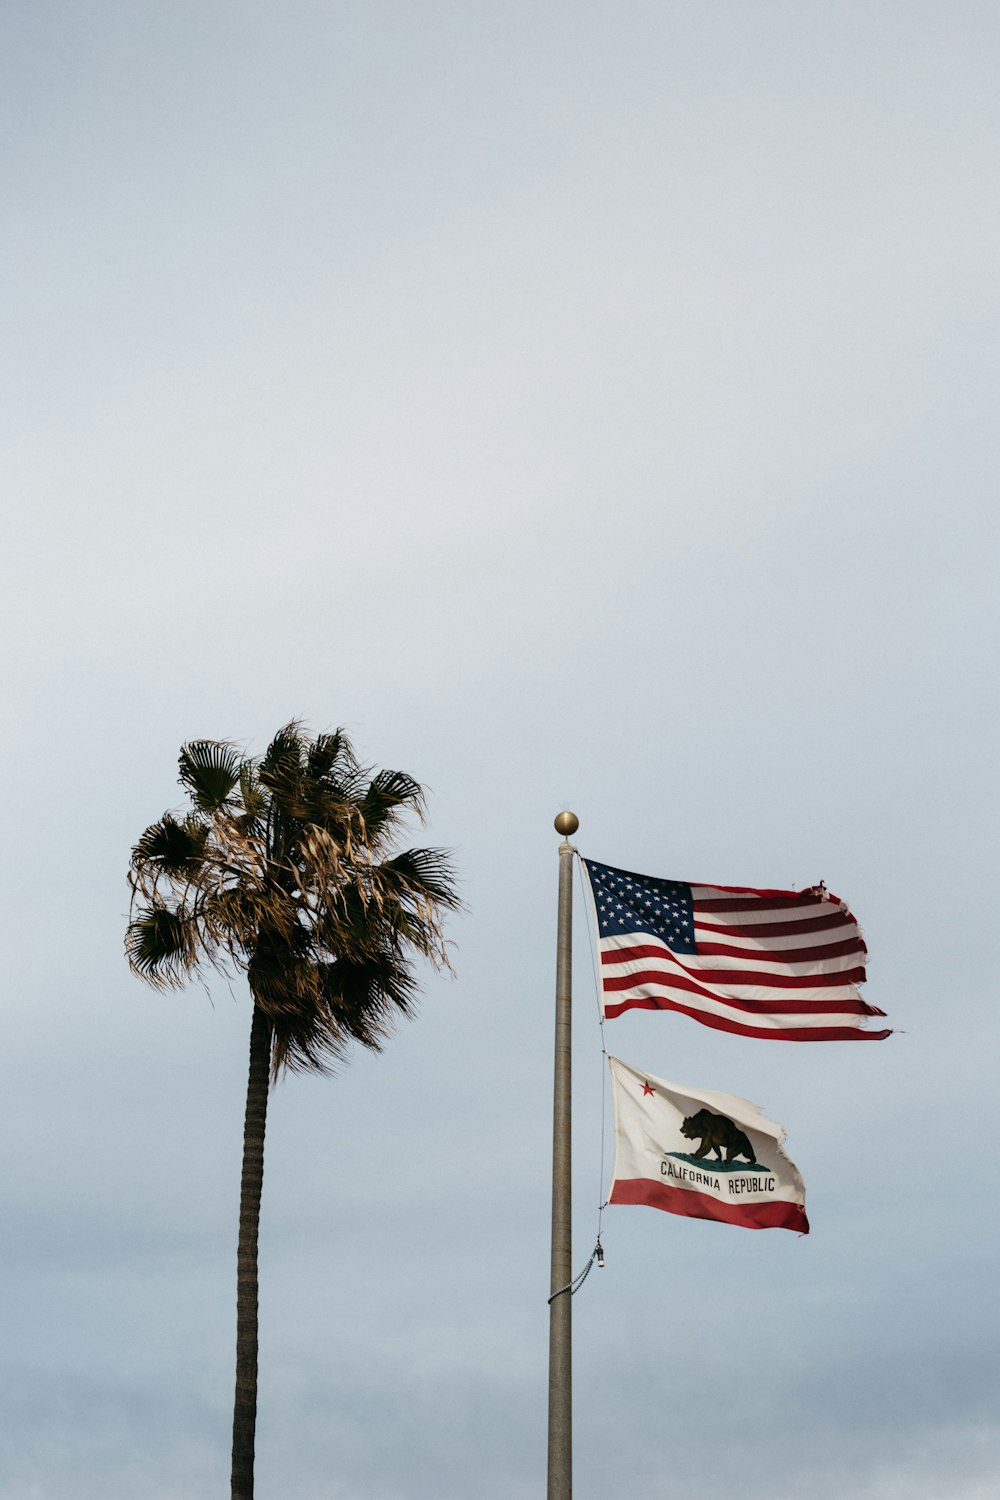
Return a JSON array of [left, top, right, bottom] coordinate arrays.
[[548, 810, 578, 1500]]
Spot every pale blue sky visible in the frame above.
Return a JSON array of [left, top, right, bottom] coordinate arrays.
[[2, 4, 998, 1498]]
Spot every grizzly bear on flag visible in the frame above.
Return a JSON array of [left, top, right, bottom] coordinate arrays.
[[680, 1109, 757, 1164]]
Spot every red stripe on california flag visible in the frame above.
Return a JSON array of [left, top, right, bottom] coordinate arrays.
[[609, 1177, 809, 1233], [601, 992, 891, 1039]]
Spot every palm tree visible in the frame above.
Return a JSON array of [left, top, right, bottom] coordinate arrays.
[[126, 723, 459, 1500]]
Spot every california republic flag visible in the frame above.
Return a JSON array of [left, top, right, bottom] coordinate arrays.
[[608, 1057, 809, 1234]]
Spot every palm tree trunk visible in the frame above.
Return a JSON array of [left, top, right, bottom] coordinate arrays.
[[231, 1004, 271, 1500]]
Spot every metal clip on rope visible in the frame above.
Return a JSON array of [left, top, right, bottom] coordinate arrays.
[[547, 1238, 605, 1303]]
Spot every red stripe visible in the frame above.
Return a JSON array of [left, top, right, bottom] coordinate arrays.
[[687, 964, 868, 989], [603, 942, 688, 965], [602, 940, 863, 970], [610, 1177, 809, 1233], [694, 911, 851, 939], [603, 976, 871, 1016], [602, 972, 869, 1008], [693, 937, 864, 965], [602, 991, 891, 1040], [695, 882, 851, 906], [690, 960, 867, 987], [695, 893, 820, 911], [694, 888, 859, 925]]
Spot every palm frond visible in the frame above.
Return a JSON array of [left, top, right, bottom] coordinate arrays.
[[321, 948, 419, 1038], [269, 950, 418, 1075], [131, 813, 211, 879], [126, 901, 204, 988], [179, 740, 243, 811], [247, 932, 322, 1025], [312, 879, 389, 959], [382, 847, 461, 907], [258, 722, 309, 818], [295, 824, 346, 903], [238, 762, 268, 829], [306, 730, 355, 783], [258, 723, 305, 780], [200, 885, 268, 959], [354, 769, 427, 842]]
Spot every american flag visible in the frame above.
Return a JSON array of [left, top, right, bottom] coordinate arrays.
[[583, 859, 890, 1042]]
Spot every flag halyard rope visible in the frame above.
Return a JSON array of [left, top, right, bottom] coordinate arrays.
[[545, 853, 612, 1307], [546, 852, 613, 1306], [578, 852, 611, 1225]]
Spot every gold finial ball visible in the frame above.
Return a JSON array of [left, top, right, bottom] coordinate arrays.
[[554, 810, 579, 836]]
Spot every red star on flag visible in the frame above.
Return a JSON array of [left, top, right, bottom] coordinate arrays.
[[641, 1080, 654, 1096]]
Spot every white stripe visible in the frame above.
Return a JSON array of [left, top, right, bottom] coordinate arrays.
[[604, 980, 866, 1030], [695, 924, 863, 960], [603, 947, 864, 989], [599, 948, 863, 996], [600, 931, 862, 973], [686, 950, 863, 978], [693, 898, 837, 928], [607, 975, 862, 1004]]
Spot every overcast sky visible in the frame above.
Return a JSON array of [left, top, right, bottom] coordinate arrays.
[[2, 3, 998, 1498]]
